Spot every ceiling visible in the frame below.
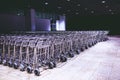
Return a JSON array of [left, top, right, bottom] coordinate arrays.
[[0, 0, 120, 16]]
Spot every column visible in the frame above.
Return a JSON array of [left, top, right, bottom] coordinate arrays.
[[25, 8, 36, 31], [30, 9, 36, 31], [51, 19, 56, 31], [56, 15, 66, 31]]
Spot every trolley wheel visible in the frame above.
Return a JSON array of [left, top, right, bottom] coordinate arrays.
[[0, 58, 2, 64], [34, 69, 40, 76], [3, 59, 7, 66], [68, 52, 74, 58], [20, 64, 26, 71], [48, 62, 54, 69], [13, 63, 19, 69], [76, 50, 80, 54], [8, 61, 13, 67], [88, 44, 91, 47], [53, 62, 56, 67], [85, 46, 88, 49], [80, 48, 84, 52], [20, 68, 26, 71], [27, 66, 33, 73], [92, 42, 94, 46], [60, 56, 67, 62]]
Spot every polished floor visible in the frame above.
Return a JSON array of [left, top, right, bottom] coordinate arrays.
[[0, 37, 120, 80]]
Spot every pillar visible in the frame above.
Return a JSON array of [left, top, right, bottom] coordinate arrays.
[[56, 15, 66, 31], [51, 19, 56, 31], [25, 8, 36, 31]]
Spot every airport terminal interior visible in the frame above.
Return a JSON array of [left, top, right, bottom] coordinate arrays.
[[0, 0, 120, 80]]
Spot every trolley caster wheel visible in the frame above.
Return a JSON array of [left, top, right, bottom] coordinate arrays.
[[55, 56, 60, 61], [48, 62, 54, 69], [88, 44, 91, 47], [42, 61, 48, 67], [60, 56, 67, 62], [20, 68, 26, 71], [95, 41, 97, 44], [13, 63, 19, 69], [68, 52, 74, 58], [105, 38, 108, 41], [34, 69, 40, 76], [53, 62, 56, 67], [27, 66, 33, 73], [81, 48, 84, 52], [8, 61, 13, 67], [0, 58, 2, 64], [85, 46, 88, 49], [76, 50, 80, 54], [20, 64, 26, 71], [3, 59, 7, 66]]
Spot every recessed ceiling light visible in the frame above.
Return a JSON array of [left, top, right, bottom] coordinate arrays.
[[91, 11, 94, 13], [77, 4, 81, 6], [45, 2, 48, 5], [111, 12, 114, 15], [57, 6, 62, 9], [63, 14, 66, 15], [102, 1, 106, 4], [106, 6, 109, 8], [67, 10, 70, 12], [17, 13, 20, 16], [67, 0, 70, 2], [85, 8, 88, 11], [109, 9, 112, 12], [75, 12, 79, 15]]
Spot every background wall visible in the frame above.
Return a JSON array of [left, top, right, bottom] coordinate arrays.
[[0, 14, 25, 33], [0, 14, 51, 33], [66, 15, 120, 35], [36, 18, 51, 31], [0, 13, 120, 35]]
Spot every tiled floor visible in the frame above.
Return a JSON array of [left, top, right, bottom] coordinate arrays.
[[0, 37, 120, 80]]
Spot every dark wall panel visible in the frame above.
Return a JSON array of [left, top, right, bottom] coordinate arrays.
[[36, 18, 50, 31], [0, 14, 25, 33], [66, 15, 120, 35], [0, 14, 51, 33]]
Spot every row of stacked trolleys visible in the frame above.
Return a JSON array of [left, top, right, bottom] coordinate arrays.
[[0, 31, 109, 76]]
